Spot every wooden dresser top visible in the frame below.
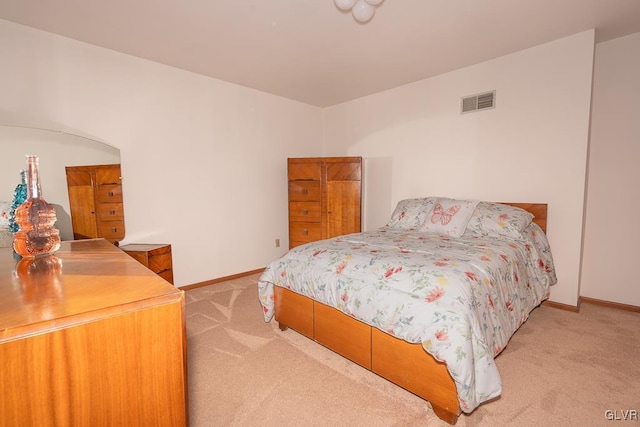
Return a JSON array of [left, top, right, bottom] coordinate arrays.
[[0, 239, 182, 343]]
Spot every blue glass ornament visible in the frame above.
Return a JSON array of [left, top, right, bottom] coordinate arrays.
[[9, 169, 27, 234]]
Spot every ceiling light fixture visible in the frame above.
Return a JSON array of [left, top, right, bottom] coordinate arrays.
[[334, 0, 383, 23]]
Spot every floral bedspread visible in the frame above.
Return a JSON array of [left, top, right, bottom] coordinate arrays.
[[258, 224, 557, 413]]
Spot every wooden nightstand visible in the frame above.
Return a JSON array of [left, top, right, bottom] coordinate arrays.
[[120, 243, 174, 284]]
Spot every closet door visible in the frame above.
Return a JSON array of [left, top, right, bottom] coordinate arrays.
[[66, 168, 98, 240], [326, 160, 361, 239]]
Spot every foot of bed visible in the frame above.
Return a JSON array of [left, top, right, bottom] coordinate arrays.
[[278, 322, 289, 331], [431, 404, 459, 425]]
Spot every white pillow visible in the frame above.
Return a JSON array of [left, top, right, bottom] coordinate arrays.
[[465, 202, 534, 239], [387, 198, 435, 230], [421, 198, 479, 237]]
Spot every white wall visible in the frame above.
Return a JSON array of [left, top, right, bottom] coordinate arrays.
[[0, 19, 323, 286], [3, 18, 621, 308], [323, 31, 596, 307], [581, 32, 640, 306], [0, 126, 120, 214]]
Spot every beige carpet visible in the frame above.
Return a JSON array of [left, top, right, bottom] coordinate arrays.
[[185, 273, 640, 427]]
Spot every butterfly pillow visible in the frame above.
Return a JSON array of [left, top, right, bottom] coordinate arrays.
[[421, 198, 480, 237]]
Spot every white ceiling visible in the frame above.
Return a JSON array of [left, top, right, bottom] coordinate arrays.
[[1, 0, 640, 107]]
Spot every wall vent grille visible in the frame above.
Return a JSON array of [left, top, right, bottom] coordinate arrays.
[[461, 90, 496, 114]]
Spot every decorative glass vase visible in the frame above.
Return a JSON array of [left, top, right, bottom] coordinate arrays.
[[13, 155, 61, 258]]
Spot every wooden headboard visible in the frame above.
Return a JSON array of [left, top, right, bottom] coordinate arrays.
[[503, 203, 548, 233]]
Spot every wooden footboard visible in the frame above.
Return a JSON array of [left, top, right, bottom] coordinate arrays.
[[274, 286, 461, 425]]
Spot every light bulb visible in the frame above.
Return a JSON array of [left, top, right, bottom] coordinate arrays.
[[352, 0, 375, 22], [334, 0, 357, 11], [364, 0, 383, 5]]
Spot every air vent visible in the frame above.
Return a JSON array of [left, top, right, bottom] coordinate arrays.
[[461, 90, 496, 114]]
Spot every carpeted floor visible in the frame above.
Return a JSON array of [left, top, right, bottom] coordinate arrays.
[[185, 273, 640, 427]]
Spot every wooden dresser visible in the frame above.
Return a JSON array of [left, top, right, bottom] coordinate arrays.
[[120, 243, 174, 284], [0, 239, 187, 426], [65, 164, 125, 244], [288, 157, 362, 249]]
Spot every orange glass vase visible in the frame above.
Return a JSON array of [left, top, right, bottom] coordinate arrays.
[[13, 155, 61, 258]]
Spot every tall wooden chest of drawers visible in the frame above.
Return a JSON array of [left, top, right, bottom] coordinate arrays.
[[287, 157, 362, 249], [65, 164, 125, 244]]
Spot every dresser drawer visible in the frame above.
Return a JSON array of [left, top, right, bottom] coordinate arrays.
[[120, 244, 174, 284], [289, 202, 321, 222], [147, 252, 173, 275], [158, 268, 174, 284], [288, 181, 320, 202], [288, 161, 321, 181], [98, 221, 125, 241], [290, 222, 321, 244], [98, 203, 125, 221], [96, 184, 123, 203]]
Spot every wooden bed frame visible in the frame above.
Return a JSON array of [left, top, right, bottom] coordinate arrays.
[[274, 203, 547, 425]]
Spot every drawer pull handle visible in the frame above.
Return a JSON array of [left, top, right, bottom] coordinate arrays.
[[108, 191, 115, 197], [111, 227, 118, 233], [109, 209, 116, 215], [302, 229, 308, 236], [301, 189, 308, 195], [302, 209, 308, 215]]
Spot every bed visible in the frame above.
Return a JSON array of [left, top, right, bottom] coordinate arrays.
[[258, 197, 557, 424], [0, 201, 14, 248]]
